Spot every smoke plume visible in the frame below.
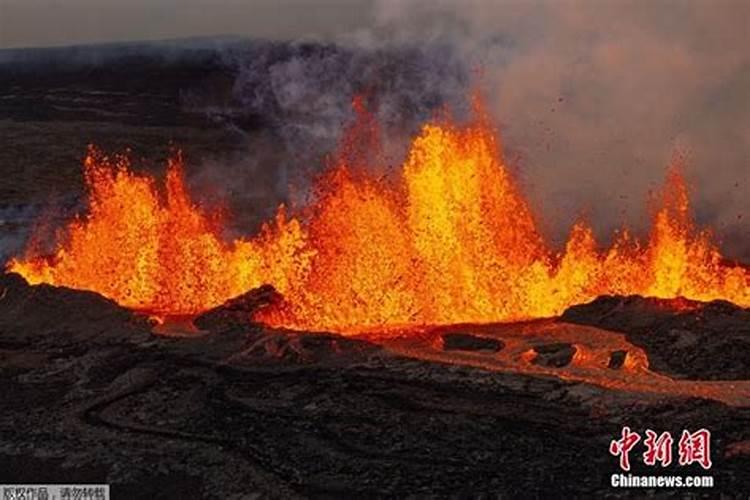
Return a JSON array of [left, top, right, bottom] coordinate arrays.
[[366, 0, 750, 258]]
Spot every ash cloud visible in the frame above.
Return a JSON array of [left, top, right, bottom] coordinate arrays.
[[368, 0, 750, 259], [194, 0, 750, 258], [185, 39, 471, 222]]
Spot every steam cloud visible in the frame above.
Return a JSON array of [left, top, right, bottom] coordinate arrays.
[[186, 40, 471, 228], [199, 0, 749, 258], [367, 0, 750, 258]]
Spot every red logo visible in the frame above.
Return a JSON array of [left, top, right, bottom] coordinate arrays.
[[609, 427, 712, 471], [678, 429, 712, 470], [609, 426, 641, 471], [643, 429, 674, 467]]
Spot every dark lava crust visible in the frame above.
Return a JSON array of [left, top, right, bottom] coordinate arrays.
[[2, 273, 750, 498], [562, 295, 750, 380]]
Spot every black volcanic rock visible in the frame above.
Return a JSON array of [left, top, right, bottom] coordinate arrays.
[[531, 342, 576, 368], [2, 274, 750, 496], [0, 272, 149, 344], [193, 284, 281, 333], [561, 295, 750, 380], [608, 350, 628, 369], [442, 332, 504, 352]]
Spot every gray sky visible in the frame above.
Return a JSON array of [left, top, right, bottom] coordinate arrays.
[[0, 0, 375, 48]]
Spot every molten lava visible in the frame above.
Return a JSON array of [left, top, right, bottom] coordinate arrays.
[[7, 148, 309, 314], [8, 101, 750, 334]]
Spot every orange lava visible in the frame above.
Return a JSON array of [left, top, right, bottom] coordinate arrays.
[[8, 99, 750, 333], [7, 148, 309, 314]]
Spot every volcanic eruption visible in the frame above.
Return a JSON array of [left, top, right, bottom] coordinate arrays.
[[7, 96, 750, 334], [5, 0, 750, 493]]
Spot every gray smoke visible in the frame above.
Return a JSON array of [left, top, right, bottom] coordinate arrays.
[[194, 0, 749, 259], [185, 39, 472, 224], [366, 0, 750, 258]]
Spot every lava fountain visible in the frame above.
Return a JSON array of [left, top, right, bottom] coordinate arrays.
[[8, 99, 750, 334], [7, 148, 310, 315]]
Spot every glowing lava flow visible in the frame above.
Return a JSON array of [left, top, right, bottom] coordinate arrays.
[[8, 102, 750, 334]]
